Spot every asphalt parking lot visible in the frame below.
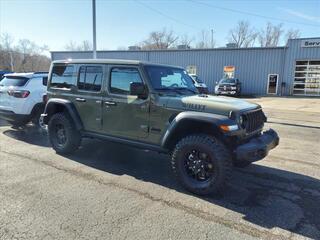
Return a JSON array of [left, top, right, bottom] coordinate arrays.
[[0, 97, 319, 240]]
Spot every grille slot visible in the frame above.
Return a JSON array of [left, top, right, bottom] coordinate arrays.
[[243, 109, 265, 133]]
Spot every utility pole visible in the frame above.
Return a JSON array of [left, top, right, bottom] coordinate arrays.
[[211, 29, 214, 48], [92, 0, 97, 59]]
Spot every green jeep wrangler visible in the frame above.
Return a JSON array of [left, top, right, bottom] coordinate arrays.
[[41, 59, 279, 195]]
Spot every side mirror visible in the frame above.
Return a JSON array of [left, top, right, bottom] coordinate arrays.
[[215, 81, 218, 85], [43, 77, 48, 86], [130, 82, 146, 98]]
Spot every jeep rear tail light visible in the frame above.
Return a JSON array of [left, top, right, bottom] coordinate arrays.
[[7, 90, 30, 98]]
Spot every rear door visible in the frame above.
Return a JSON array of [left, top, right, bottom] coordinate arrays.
[[102, 65, 150, 139], [73, 64, 105, 132]]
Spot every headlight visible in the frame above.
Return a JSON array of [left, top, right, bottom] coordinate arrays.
[[231, 86, 237, 90]]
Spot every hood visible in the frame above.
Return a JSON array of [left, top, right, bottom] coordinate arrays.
[[218, 83, 236, 86], [165, 94, 259, 116]]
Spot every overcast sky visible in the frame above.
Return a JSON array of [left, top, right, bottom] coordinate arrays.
[[0, 0, 319, 51]]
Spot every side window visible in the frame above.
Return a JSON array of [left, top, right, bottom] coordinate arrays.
[[110, 67, 142, 95], [78, 65, 103, 92], [50, 64, 75, 88]]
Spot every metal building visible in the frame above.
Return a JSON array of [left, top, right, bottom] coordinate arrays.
[[51, 38, 320, 96]]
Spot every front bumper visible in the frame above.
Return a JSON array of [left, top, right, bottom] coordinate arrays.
[[235, 129, 279, 162], [217, 90, 237, 95], [0, 109, 31, 123]]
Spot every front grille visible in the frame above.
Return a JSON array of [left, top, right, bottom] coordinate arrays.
[[242, 109, 266, 133], [218, 85, 232, 91]]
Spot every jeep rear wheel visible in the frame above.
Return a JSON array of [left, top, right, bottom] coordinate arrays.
[[48, 113, 81, 154], [171, 135, 232, 195]]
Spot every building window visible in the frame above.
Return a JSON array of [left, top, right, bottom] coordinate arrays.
[[293, 60, 320, 96], [186, 65, 197, 75]]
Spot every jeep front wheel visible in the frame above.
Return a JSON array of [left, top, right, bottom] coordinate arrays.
[[171, 135, 232, 195], [48, 113, 81, 154]]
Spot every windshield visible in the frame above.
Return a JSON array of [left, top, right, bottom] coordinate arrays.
[[0, 76, 29, 87], [145, 65, 197, 94], [220, 78, 236, 84]]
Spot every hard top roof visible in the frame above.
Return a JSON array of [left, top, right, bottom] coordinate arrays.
[[52, 59, 183, 69]]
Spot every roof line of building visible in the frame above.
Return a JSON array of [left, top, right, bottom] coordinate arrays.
[[51, 46, 287, 54], [288, 37, 320, 41]]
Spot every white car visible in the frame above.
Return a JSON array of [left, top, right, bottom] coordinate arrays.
[[0, 72, 48, 127]]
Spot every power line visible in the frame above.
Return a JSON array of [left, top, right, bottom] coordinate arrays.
[[135, 0, 200, 30], [188, 0, 320, 28]]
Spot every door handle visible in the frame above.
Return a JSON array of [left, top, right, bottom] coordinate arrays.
[[105, 101, 117, 106], [76, 98, 86, 102]]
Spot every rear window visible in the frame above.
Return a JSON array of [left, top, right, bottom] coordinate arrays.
[[50, 64, 75, 88], [0, 76, 29, 87]]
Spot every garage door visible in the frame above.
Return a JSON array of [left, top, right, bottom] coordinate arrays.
[[293, 60, 320, 96]]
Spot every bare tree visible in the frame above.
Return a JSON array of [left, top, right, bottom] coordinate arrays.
[[285, 29, 301, 42], [258, 22, 283, 47], [65, 40, 92, 51], [1, 33, 14, 51], [179, 34, 194, 48], [0, 33, 15, 71], [196, 30, 215, 48], [0, 33, 50, 72], [228, 21, 257, 48], [139, 28, 179, 50], [79, 40, 92, 51]]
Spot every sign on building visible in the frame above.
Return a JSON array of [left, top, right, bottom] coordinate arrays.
[[301, 39, 320, 48], [223, 66, 235, 78]]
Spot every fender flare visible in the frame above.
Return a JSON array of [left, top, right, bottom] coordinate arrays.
[[160, 111, 235, 148], [43, 98, 83, 130]]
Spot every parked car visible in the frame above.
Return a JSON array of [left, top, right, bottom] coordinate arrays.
[[189, 74, 209, 94], [41, 59, 279, 196], [215, 78, 241, 96], [0, 72, 48, 127]]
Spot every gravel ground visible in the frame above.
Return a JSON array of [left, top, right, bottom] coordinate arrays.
[[0, 97, 319, 240]]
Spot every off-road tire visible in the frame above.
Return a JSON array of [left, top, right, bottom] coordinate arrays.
[[171, 135, 232, 195], [48, 112, 81, 154], [233, 160, 252, 168]]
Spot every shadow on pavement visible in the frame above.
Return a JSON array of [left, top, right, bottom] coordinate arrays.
[[2, 130, 320, 239], [69, 139, 320, 239], [0, 119, 9, 127], [3, 125, 50, 147]]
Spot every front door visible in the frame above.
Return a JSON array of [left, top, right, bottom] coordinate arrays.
[[267, 74, 279, 94], [73, 64, 104, 132], [102, 66, 149, 140]]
